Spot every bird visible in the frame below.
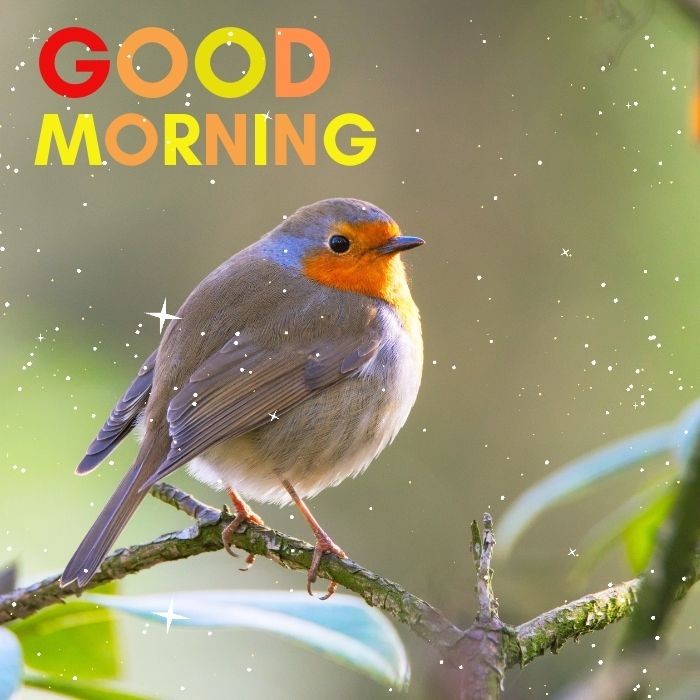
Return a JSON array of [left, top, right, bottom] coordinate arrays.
[[60, 197, 424, 598]]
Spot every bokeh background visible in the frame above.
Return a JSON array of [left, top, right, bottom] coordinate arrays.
[[2, 1, 700, 697]]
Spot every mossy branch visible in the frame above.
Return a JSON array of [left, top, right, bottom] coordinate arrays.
[[0, 486, 697, 700], [0, 483, 463, 653]]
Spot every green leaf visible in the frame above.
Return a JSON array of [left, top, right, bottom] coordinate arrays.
[[498, 424, 675, 555], [622, 488, 676, 573], [85, 590, 410, 689], [0, 628, 22, 699], [11, 582, 120, 679], [573, 481, 676, 577], [24, 674, 155, 700]]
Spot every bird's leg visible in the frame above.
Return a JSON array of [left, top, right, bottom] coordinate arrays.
[[222, 487, 264, 570], [282, 479, 346, 599]]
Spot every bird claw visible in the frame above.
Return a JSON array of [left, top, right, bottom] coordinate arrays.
[[221, 510, 264, 563], [239, 553, 256, 572], [222, 521, 239, 558], [319, 581, 338, 601], [307, 534, 346, 600]]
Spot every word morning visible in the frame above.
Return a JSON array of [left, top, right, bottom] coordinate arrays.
[[34, 26, 376, 167]]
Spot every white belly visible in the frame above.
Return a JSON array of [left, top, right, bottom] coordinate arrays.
[[187, 320, 422, 506]]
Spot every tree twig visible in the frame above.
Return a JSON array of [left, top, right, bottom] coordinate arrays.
[[0, 483, 464, 655], [471, 514, 498, 623], [457, 515, 510, 699]]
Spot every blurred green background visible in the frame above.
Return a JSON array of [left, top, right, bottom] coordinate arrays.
[[2, 0, 700, 697]]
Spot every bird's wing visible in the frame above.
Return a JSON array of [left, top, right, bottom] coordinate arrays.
[[75, 350, 158, 475], [141, 331, 381, 489]]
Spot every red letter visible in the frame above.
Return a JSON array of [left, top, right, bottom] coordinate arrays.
[[275, 28, 330, 98], [39, 27, 109, 98]]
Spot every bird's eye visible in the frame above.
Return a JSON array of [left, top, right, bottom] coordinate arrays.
[[328, 235, 351, 254]]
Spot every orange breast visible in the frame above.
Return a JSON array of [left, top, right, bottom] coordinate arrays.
[[302, 221, 420, 335]]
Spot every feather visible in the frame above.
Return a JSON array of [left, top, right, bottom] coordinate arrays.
[[140, 332, 381, 489], [75, 350, 157, 475]]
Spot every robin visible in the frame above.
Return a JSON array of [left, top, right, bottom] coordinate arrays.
[[60, 198, 424, 598]]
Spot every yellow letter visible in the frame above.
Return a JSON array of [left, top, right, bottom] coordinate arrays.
[[34, 113, 101, 165], [254, 113, 268, 165], [164, 114, 201, 165], [324, 113, 375, 166], [195, 27, 266, 98]]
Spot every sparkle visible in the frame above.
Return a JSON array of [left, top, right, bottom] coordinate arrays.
[[633, 401, 639, 409], [264, 110, 272, 121], [568, 548, 578, 557], [153, 598, 188, 634], [268, 411, 279, 421], [561, 248, 572, 258], [37, 334, 45, 342], [146, 298, 181, 334], [29, 34, 39, 43]]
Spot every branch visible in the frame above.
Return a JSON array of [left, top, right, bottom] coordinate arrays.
[[0, 487, 697, 700], [471, 514, 498, 623], [511, 578, 640, 665], [0, 483, 463, 654], [450, 515, 510, 699]]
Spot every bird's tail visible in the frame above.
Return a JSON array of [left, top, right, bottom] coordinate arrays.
[[60, 444, 159, 589]]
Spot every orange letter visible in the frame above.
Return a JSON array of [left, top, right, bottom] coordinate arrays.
[[205, 114, 247, 165], [274, 114, 316, 165], [275, 28, 330, 98], [105, 113, 158, 166], [117, 27, 187, 98]]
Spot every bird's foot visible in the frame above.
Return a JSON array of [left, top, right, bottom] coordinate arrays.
[[222, 509, 265, 571], [308, 531, 346, 600], [278, 479, 345, 599]]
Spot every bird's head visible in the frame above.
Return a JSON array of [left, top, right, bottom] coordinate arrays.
[[260, 198, 424, 305]]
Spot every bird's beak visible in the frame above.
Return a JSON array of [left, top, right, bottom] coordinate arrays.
[[376, 236, 425, 255]]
